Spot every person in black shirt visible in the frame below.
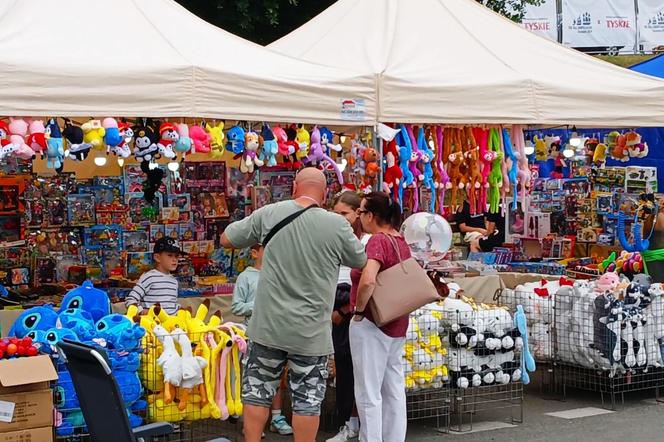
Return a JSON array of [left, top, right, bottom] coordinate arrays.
[[455, 201, 505, 252]]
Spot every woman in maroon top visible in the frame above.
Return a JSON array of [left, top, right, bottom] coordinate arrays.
[[349, 192, 409, 442]]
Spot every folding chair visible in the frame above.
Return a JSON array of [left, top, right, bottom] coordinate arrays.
[[58, 339, 230, 442]]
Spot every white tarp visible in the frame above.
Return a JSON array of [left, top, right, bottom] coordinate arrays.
[[0, 0, 376, 125], [270, 0, 664, 127], [638, 0, 664, 52], [522, 0, 559, 41], [562, 0, 636, 52]]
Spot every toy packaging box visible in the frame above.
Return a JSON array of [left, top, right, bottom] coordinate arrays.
[[0, 355, 57, 441]]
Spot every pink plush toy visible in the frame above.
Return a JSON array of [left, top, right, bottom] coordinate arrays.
[[189, 125, 210, 154], [499, 128, 510, 214], [8, 118, 35, 160], [596, 272, 620, 293], [27, 120, 47, 158]]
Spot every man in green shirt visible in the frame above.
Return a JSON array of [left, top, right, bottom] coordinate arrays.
[[221, 168, 367, 442]]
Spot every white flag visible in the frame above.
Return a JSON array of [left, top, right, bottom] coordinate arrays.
[[638, 0, 664, 52], [562, 0, 636, 52]]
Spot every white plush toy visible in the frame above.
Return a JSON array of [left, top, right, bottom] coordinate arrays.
[[176, 330, 208, 411], [412, 348, 434, 386], [153, 324, 183, 405]]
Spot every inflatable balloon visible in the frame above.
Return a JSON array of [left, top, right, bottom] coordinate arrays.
[[400, 212, 453, 264]]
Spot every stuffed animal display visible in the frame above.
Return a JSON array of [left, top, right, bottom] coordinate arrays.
[[555, 275, 664, 377], [8, 281, 145, 437]]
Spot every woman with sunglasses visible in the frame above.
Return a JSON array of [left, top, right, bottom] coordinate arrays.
[[349, 192, 408, 442]]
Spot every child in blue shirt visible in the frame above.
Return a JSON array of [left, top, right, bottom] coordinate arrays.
[[232, 244, 292, 436]]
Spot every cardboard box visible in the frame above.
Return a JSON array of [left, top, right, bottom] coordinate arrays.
[[0, 426, 52, 442], [0, 356, 57, 434]]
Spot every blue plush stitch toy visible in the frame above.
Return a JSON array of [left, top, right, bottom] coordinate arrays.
[[8, 306, 59, 338], [225, 125, 246, 155], [58, 308, 96, 342], [59, 280, 110, 323], [95, 314, 146, 352]]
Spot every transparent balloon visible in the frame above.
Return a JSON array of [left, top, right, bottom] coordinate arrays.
[[400, 212, 453, 264]]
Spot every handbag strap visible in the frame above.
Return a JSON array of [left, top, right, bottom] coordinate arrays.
[[262, 204, 319, 247], [381, 233, 408, 273]]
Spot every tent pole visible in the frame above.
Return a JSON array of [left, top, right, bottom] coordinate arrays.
[[374, 124, 383, 189]]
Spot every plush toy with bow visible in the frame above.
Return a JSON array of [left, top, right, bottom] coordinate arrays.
[[225, 126, 245, 156], [132, 125, 160, 163], [206, 122, 225, 158], [189, 125, 211, 154], [487, 128, 504, 214], [118, 122, 134, 157], [305, 126, 343, 184], [175, 124, 192, 161], [240, 130, 263, 174], [8, 118, 36, 160], [81, 120, 105, 151], [259, 123, 278, 168], [45, 119, 65, 172], [382, 137, 402, 201], [61, 121, 92, 162], [417, 127, 436, 212], [153, 122, 176, 160], [27, 120, 47, 158]]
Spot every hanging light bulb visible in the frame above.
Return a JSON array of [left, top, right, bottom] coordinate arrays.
[[93, 154, 107, 167], [340, 135, 347, 144], [569, 126, 581, 147], [117, 157, 125, 168], [167, 161, 180, 172]]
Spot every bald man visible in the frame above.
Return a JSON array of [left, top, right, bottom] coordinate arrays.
[[221, 168, 367, 442]]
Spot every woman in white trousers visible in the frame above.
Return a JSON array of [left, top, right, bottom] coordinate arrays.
[[349, 192, 409, 442]]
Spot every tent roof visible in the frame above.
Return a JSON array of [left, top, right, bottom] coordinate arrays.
[[0, 0, 376, 125], [270, 0, 664, 127], [630, 54, 664, 78]]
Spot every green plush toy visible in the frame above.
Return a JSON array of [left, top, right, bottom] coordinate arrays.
[[488, 128, 504, 214]]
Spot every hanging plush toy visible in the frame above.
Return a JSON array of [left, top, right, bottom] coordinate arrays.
[[206, 122, 225, 158], [417, 127, 436, 213], [503, 128, 518, 209], [225, 125, 245, 156], [259, 123, 278, 168], [487, 128, 504, 214], [27, 120, 47, 159], [132, 125, 160, 163], [272, 125, 294, 168], [433, 126, 450, 215], [446, 128, 464, 212], [81, 120, 105, 151], [102, 118, 129, 158], [189, 125, 211, 154], [295, 124, 310, 165], [8, 118, 36, 160], [625, 131, 648, 158], [117, 122, 134, 158], [397, 125, 414, 210], [305, 126, 343, 184], [474, 127, 491, 213], [608, 131, 628, 162], [363, 147, 380, 191], [533, 135, 548, 162], [156, 122, 178, 160], [382, 137, 402, 201], [62, 121, 92, 162], [176, 331, 207, 411], [240, 130, 263, 174], [463, 127, 481, 215], [512, 125, 530, 206], [319, 127, 342, 155], [174, 123, 192, 161], [45, 119, 65, 172]]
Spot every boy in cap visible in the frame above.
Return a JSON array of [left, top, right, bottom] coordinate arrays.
[[125, 237, 183, 315]]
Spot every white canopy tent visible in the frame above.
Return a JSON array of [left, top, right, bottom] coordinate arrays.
[[0, 0, 376, 125], [270, 0, 664, 127]]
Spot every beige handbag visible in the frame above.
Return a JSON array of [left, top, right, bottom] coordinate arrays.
[[368, 234, 441, 327]]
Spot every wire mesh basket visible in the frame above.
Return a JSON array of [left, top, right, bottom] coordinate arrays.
[[553, 283, 664, 409]]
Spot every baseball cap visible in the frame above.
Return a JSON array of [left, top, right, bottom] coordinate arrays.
[[154, 237, 185, 254]]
